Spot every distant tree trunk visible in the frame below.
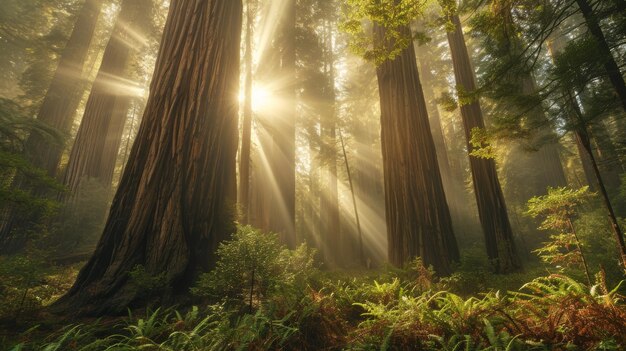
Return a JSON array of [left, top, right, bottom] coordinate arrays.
[[446, 14, 521, 273], [576, 136, 598, 191], [547, 34, 597, 190], [63, 0, 153, 195], [518, 76, 568, 194], [563, 86, 626, 270], [576, 128, 626, 270], [99, 96, 131, 184], [0, 0, 102, 253], [576, 0, 626, 112], [239, 0, 254, 222], [320, 20, 340, 266], [270, 0, 296, 248], [26, 0, 103, 178], [589, 123, 621, 191], [374, 23, 458, 274], [339, 129, 364, 265], [53, 0, 242, 315]]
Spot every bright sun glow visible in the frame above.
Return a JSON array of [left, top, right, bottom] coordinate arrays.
[[240, 83, 274, 112], [251, 84, 272, 112]]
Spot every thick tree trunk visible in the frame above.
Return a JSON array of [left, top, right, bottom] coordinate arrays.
[[446, 15, 521, 273], [576, 0, 626, 112], [239, 1, 254, 223], [0, 0, 102, 253], [53, 0, 242, 315], [63, 0, 153, 195], [374, 23, 458, 275], [417, 54, 468, 246], [269, 0, 296, 248]]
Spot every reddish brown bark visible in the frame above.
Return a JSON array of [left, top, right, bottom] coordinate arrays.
[[446, 15, 521, 273], [53, 0, 242, 315], [374, 23, 458, 274], [63, 0, 154, 195]]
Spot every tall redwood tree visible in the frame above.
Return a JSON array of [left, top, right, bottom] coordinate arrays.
[[54, 0, 242, 315], [375, 22, 459, 274]]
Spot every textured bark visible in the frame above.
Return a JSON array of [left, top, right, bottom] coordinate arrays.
[[26, 0, 102, 177], [576, 0, 626, 112], [374, 23, 458, 274], [63, 0, 153, 195], [446, 15, 521, 273], [269, 0, 296, 248], [238, 1, 253, 223], [53, 0, 242, 315], [0, 0, 102, 253]]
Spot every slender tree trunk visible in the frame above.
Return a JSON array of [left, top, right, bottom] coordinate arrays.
[[576, 0, 626, 112], [52, 0, 242, 315], [547, 34, 597, 190], [575, 135, 598, 191], [270, 0, 296, 248], [239, 0, 254, 223], [0, 0, 103, 253], [99, 96, 131, 184], [589, 123, 621, 191], [576, 129, 626, 270], [340, 130, 364, 265], [374, 23, 458, 274], [63, 0, 153, 195], [446, 14, 521, 273], [320, 20, 340, 266]]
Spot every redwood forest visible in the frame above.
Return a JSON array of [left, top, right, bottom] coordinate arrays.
[[1, 0, 626, 349]]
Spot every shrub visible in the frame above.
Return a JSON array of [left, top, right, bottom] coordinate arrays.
[[192, 225, 316, 311]]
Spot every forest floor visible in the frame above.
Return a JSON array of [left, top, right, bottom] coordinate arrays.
[[1, 227, 626, 350], [1, 257, 625, 350]]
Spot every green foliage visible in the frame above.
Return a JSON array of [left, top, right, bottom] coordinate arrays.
[[340, 0, 427, 64], [192, 225, 316, 310], [129, 265, 168, 300], [526, 187, 592, 275], [0, 254, 77, 320], [469, 127, 497, 159], [7, 268, 626, 350]]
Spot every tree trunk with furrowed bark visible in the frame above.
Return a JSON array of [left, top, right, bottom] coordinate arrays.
[[52, 0, 242, 315], [374, 23, 458, 275], [63, 0, 154, 195], [446, 14, 521, 273]]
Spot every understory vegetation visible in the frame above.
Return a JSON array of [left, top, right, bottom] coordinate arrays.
[[2, 225, 625, 350]]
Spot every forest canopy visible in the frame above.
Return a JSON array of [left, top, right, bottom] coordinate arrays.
[[0, 0, 625, 349]]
